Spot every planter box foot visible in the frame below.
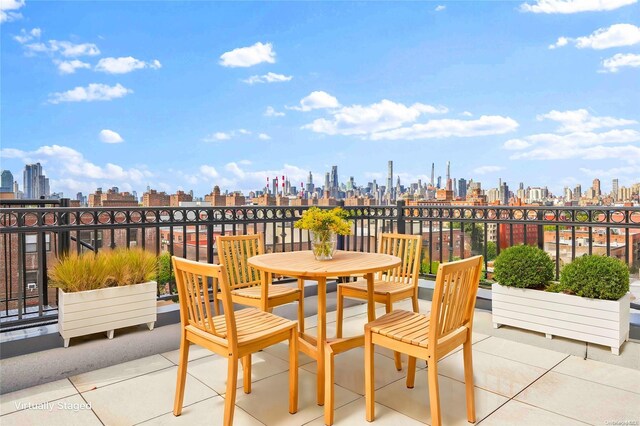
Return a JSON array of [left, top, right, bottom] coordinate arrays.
[[106, 330, 115, 339], [611, 347, 620, 356], [545, 333, 553, 339], [147, 322, 155, 331], [493, 323, 501, 329], [64, 339, 70, 348]]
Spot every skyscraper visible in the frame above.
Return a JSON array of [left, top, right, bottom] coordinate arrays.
[[458, 178, 467, 199], [23, 163, 49, 199], [306, 171, 314, 193], [1, 170, 13, 193], [446, 161, 451, 183], [612, 179, 619, 200], [592, 178, 601, 197], [430, 163, 435, 187], [330, 166, 338, 195], [324, 172, 330, 192]]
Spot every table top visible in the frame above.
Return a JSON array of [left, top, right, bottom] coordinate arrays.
[[247, 250, 401, 278]]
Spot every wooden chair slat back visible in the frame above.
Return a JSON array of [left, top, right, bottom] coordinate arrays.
[[172, 256, 238, 347], [429, 256, 483, 343], [376, 233, 422, 286], [216, 233, 265, 290]]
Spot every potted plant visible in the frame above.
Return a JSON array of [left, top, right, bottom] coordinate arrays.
[[50, 248, 158, 347], [492, 245, 630, 355], [294, 207, 352, 260]]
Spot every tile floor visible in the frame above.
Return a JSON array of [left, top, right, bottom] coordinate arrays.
[[1, 300, 639, 425]]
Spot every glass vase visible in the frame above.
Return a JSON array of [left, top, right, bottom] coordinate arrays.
[[310, 230, 336, 261]]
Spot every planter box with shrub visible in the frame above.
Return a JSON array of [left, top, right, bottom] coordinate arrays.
[[51, 248, 158, 348], [491, 246, 630, 355]]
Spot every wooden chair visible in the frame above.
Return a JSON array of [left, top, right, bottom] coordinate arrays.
[[336, 233, 422, 370], [216, 233, 305, 332], [171, 256, 298, 426], [364, 256, 483, 426]]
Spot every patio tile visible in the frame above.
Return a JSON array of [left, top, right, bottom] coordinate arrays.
[[161, 345, 215, 365], [82, 366, 215, 425], [301, 347, 407, 395], [138, 396, 263, 425], [472, 336, 568, 369], [306, 397, 426, 425], [186, 351, 290, 395], [480, 399, 587, 426], [515, 371, 640, 425], [235, 369, 360, 426], [437, 349, 547, 398], [0, 394, 102, 426], [374, 372, 508, 425], [0, 378, 77, 416], [262, 342, 315, 366], [69, 354, 174, 392], [552, 355, 640, 394]]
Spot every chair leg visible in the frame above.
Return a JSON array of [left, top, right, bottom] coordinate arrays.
[[298, 279, 305, 333], [289, 328, 299, 414], [412, 293, 419, 313], [224, 356, 238, 426], [173, 336, 190, 416], [406, 356, 417, 388], [324, 345, 335, 425], [365, 330, 375, 422], [242, 354, 251, 394], [336, 286, 344, 338], [463, 341, 476, 423], [427, 357, 442, 426], [386, 301, 402, 371]]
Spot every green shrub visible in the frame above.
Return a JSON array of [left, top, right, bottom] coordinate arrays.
[[493, 245, 554, 289], [556, 255, 629, 300]]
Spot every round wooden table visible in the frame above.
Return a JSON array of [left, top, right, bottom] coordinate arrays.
[[248, 250, 401, 425]]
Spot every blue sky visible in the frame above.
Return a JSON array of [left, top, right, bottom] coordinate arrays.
[[1, 0, 639, 197]]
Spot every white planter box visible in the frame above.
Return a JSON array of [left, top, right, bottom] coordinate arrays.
[[58, 281, 157, 348], [492, 283, 630, 355]]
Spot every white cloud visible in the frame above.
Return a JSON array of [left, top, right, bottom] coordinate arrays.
[[225, 162, 246, 178], [370, 115, 519, 140], [264, 106, 285, 117], [95, 56, 162, 74], [303, 99, 450, 136], [521, 0, 636, 14], [503, 138, 533, 150], [435, 5, 446, 11], [99, 129, 124, 144], [55, 59, 90, 74], [219, 42, 275, 67], [536, 109, 637, 132], [203, 132, 232, 142], [0, 145, 151, 192], [507, 129, 640, 161], [237, 129, 251, 135], [48, 83, 132, 104], [579, 164, 640, 178], [242, 72, 292, 84], [199, 165, 219, 179], [550, 24, 640, 50], [258, 133, 271, 140], [601, 53, 640, 72], [290, 91, 341, 111], [473, 166, 504, 174], [461, 111, 473, 117], [13, 27, 40, 43], [49, 40, 100, 57], [1, 0, 25, 23]]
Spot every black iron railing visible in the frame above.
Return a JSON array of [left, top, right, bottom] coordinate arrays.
[[1, 199, 639, 331]]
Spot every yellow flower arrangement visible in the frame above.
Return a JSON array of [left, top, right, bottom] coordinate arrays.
[[294, 207, 352, 259]]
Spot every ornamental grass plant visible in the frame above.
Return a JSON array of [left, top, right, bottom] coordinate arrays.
[[50, 248, 157, 293]]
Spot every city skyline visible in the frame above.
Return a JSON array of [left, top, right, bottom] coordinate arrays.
[[1, 1, 639, 196]]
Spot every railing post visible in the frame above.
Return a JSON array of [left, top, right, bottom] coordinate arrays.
[[58, 198, 70, 258], [536, 209, 544, 250], [337, 200, 345, 250], [396, 200, 406, 234]]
